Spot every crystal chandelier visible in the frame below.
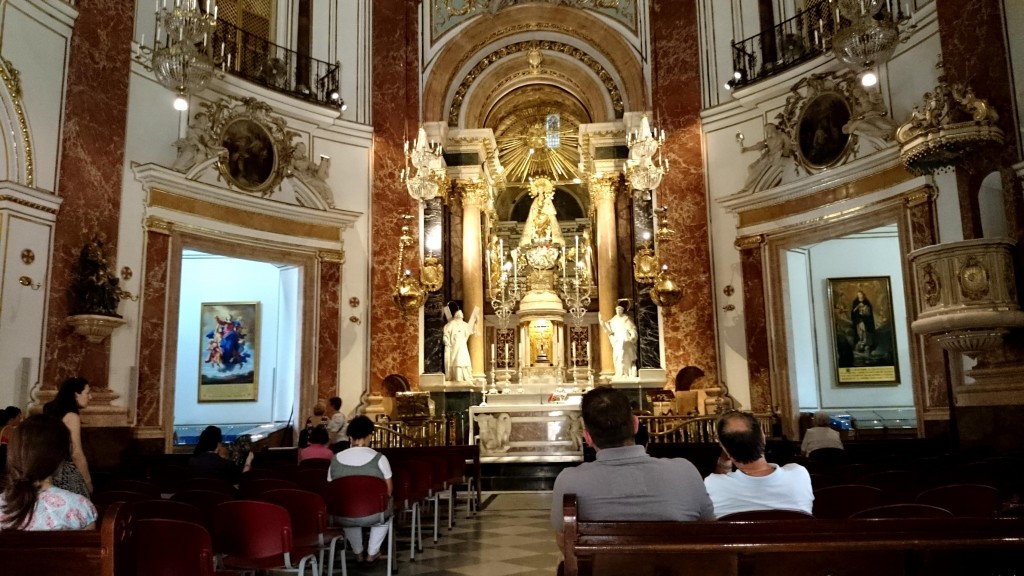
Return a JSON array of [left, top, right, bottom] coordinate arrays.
[[401, 127, 449, 202], [624, 115, 668, 192], [151, 0, 218, 110], [831, 0, 912, 83]]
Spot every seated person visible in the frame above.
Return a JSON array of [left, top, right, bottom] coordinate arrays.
[[550, 388, 713, 551], [0, 414, 97, 530], [328, 415, 392, 565], [298, 403, 329, 448], [188, 425, 252, 482], [801, 410, 844, 457], [704, 411, 813, 518], [1, 405, 22, 444], [299, 426, 333, 462]]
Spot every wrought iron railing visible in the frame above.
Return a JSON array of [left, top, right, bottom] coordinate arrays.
[[372, 420, 447, 448], [212, 18, 341, 108], [731, 0, 836, 89], [639, 413, 775, 444]]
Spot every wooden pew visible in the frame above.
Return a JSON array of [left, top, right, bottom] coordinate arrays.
[[0, 501, 128, 576], [561, 495, 1024, 576]]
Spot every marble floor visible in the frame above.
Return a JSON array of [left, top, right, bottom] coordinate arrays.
[[338, 491, 561, 576]]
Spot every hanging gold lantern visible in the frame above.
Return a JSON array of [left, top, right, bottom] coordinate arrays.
[[650, 265, 683, 308]]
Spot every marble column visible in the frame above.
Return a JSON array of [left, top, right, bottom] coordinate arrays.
[[317, 253, 343, 403], [459, 180, 488, 379], [43, 0, 135, 390], [136, 225, 172, 429], [590, 175, 619, 376]]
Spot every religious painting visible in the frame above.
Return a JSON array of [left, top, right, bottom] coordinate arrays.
[[198, 302, 259, 402], [827, 277, 899, 386], [797, 92, 852, 168], [220, 118, 277, 191]]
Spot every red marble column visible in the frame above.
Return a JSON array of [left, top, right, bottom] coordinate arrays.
[[43, 0, 135, 390], [369, 0, 421, 394], [738, 240, 772, 412], [650, 0, 718, 385], [137, 230, 171, 427], [935, 0, 1020, 241], [317, 257, 342, 402]]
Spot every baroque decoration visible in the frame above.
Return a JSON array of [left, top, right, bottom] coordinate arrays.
[[429, 0, 637, 42], [895, 73, 1003, 176], [171, 97, 299, 197], [739, 71, 882, 194], [0, 57, 33, 187]]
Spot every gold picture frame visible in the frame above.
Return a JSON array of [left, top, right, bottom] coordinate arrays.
[[198, 301, 260, 402], [827, 276, 900, 386]]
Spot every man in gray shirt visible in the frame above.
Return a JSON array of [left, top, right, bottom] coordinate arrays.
[[550, 388, 714, 549]]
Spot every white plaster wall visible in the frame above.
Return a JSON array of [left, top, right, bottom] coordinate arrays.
[[806, 232, 914, 409], [174, 253, 296, 425], [785, 249, 818, 410], [0, 0, 75, 192]]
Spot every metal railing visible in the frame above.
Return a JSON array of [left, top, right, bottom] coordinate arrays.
[[639, 413, 775, 444], [212, 18, 341, 108], [731, 0, 836, 88], [372, 420, 447, 448]]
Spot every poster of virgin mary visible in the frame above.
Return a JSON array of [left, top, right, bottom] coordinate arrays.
[[827, 277, 899, 386], [198, 302, 259, 402]]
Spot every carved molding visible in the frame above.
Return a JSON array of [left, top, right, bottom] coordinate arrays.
[[0, 58, 33, 187]]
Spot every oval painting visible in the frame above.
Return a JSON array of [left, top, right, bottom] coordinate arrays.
[[798, 92, 852, 169], [221, 118, 276, 190]]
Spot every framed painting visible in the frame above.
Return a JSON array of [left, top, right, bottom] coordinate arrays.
[[198, 301, 259, 402], [220, 118, 277, 192], [797, 91, 852, 169], [827, 277, 900, 386]]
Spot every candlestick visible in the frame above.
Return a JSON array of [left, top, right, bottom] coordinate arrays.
[[504, 343, 509, 369]]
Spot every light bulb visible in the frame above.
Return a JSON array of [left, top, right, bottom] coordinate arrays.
[[860, 71, 878, 87], [173, 95, 189, 111]]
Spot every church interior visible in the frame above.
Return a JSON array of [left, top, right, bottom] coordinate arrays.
[[2, 0, 1024, 570]]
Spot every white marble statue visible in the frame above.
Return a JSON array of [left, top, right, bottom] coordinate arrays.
[[739, 122, 794, 193], [843, 86, 898, 152], [443, 308, 478, 382], [290, 142, 335, 207], [172, 113, 220, 173], [602, 305, 638, 377], [475, 413, 511, 452]]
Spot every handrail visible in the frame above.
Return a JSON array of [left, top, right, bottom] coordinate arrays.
[[638, 413, 775, 444], [372, 420, 447, 448], [212, 18, 341, 109], [730, 0, 835, 88]]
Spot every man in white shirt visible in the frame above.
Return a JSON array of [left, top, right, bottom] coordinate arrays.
[[326, 396, 348, 451], [704, 411, 813, 518]]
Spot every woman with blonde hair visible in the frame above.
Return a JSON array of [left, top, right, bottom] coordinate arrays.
[[1, 414, 97, 530]]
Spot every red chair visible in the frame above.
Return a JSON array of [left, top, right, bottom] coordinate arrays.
[[849, 503, 953, 519], [299, 458, 332, 470], [390, 466, 422, 561], [296, 468, 330, 497], [147, 464, 191, 494], [323, 476, 394, 576], [130, 499, 205, 526], [813, 484, 883, 519], [128, 518, 216, 576], [102, 478, 162, 498], [260, 489, 343, 575], [92, 490, 151, 512], [212, 500, 318, 576], [184, 477, 237, 496], [239, 478, 299, 499], [718, 509, 815, 520], [916, 484, 1000, 517], [406, 458, 441, 544], [170, 489, 235, 531]]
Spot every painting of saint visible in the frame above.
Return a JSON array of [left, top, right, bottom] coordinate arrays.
[[221, 119, 276, 190], [827, 277, 899, 385], [198, 302, 259, 401]]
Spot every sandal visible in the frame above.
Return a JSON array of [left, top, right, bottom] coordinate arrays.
[[352, 552, 366, 564], [365, 553, 381, 566]]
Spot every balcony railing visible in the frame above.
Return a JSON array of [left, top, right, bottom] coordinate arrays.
[[212, 18, 341, 109], [731, 0, 836, 89], [639, 413, 775, 444]]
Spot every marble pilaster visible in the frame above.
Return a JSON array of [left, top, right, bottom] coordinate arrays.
[[459, 180, 488, 379], [423, 198, 446, 375], [738, 236, 772, 412], [43, 0, 135, 390], [650, 0, 717, 386], [136, 228, 171, 428], [631, 194, 660, 369], [369, 0, 421, 393], [317, 255, 342, 403], [590, 175, 619, 376]]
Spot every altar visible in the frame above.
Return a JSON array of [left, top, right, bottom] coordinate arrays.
[[468, 395, 584, 462]]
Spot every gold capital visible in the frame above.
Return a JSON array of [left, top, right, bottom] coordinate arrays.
[[588, 175, 619, 204], [455, 179, 490, 209], [734, 234, 766, 251]]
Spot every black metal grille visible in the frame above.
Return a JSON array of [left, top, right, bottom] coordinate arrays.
[[731, 0, 837, 89], [212, 18, 341, 109]]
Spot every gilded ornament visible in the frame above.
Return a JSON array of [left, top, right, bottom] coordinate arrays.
[[421, 253, 445, 292], [650, 267, 683, 308], [957, 256, 990, 301], [20, 249, 34, 265], [0, 58, 33, 187], [632, 240, 657, 284]]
